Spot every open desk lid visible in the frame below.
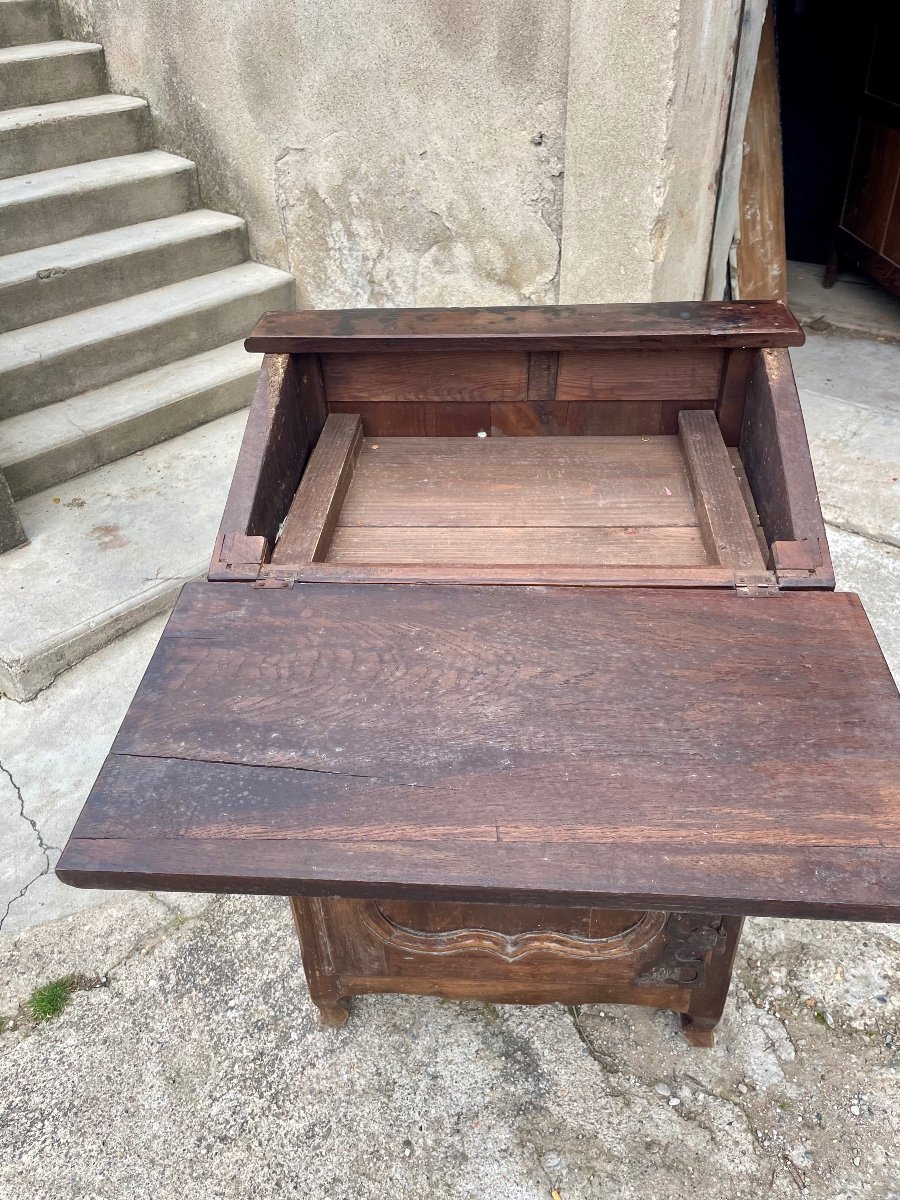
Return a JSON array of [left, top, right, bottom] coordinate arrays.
[[58, 581, 900, 922]]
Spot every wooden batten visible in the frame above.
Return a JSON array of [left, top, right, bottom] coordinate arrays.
[[739, 348, 833, 588], [678, 409, 769, 578], [271, 414, 363, 565], [209, 352, 326, 578]]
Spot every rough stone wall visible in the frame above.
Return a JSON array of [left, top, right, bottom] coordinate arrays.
[[58, 0, 569, 307]]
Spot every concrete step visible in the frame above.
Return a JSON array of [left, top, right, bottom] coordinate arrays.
[[0, 0, 58, 48], [0, 40, 105, 109], [0, 209, 249, 331], [1, 340, 259, 498], [0, 261, 293, 417], [0, 408, 247, 701], [0, 150, 199, 255], [0, 93, 150, 180]]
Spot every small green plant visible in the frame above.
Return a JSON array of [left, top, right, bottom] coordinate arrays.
[[28, 975, 82, 1022]]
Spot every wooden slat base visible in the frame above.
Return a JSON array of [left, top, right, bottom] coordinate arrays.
[[270, 426, 766, 578]]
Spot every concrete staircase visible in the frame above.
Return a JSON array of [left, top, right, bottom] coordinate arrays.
[[0, 0, 294, 700]]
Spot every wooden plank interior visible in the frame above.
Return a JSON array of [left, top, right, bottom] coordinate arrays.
[[678, 410, 767, 573], [715, 349, 754, 446], [268, 430, 775, 573], [338, 437, 696, 528], [245, 300, 805, 354], [325, 434, 707, 569], [327, 526, 709, 567], [327, 401, 492, 437], [490, 401, 570, 436], [271, 414, 363, 565], [322, 350, 528, 406], [556, 349, 723, 404]]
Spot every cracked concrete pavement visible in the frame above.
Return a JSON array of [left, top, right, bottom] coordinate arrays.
[[1, 327, 898, 1197], [1, 895, 898, 1198]]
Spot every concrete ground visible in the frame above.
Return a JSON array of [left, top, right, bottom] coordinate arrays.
[[788, 259, 900, 344], [1, 325, 898, 1198]]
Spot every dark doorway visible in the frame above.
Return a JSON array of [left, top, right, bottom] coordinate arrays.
[[775, 0, 900, 297]]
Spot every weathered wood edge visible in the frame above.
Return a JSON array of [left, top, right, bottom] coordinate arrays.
[[254, 563, 738, 588], [678, 409, 768, 575], [740, 348, 834, 589], [209, 353, 325, 580], [245, 301, 805, 354], [271, 414, 363, 565], [55, 837, 900, 924]]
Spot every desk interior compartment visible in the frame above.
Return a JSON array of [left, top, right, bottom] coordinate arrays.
[[210, 303, 829, 591]]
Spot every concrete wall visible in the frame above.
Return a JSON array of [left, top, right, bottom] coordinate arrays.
[[59, 0, 744, 306]]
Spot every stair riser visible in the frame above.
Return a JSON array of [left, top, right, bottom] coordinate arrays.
[[1, 161, 199, 254], [5, 368, 256, 498], [0, 47, 106, 108], [0, 222, 249, 331], [1, 277, 293, 416], [0, 0, 58, 47], [0, 103, 151, 180]]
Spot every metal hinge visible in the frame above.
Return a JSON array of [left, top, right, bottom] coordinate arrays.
[[253, 574, 295, 589], [734, 572, 780, 597]]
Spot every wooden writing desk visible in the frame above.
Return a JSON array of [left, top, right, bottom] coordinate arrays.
[[58, 302, 899, 1046]]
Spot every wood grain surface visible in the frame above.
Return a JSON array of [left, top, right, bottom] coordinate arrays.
[[322, 350, 527, 406], [58, 581, 900, 920], [271, 414, 362, 565], [326, 526, 709, 566], [740, 348, 832, 586], [337, 436, 698, 529], [678, 410, 767, 572], [245, 301, 805, 353]]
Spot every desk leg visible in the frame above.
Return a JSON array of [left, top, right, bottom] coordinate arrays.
[[680, 915, 744, 1047], [289, 896, 352, 1028]]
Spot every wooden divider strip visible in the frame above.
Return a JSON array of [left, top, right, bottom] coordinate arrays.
[[678, 409, 767, 572], [271, 414, 363, 565]]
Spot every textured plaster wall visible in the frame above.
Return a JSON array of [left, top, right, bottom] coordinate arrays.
[[559, 0, 743, 303], [58, 0, 743, 306], [59, 0, 569, 307]]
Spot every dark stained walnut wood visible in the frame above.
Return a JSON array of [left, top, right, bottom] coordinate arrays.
[[58, 581, 900, 923], [322, 350, 527, 406], [210, 352, 325, 579], [59, 300, 891, 1048], [246, 301, 805, 354], [678, 410, 768, 576], [271, 414, 362, 565], [740, 348, 833, 588]]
